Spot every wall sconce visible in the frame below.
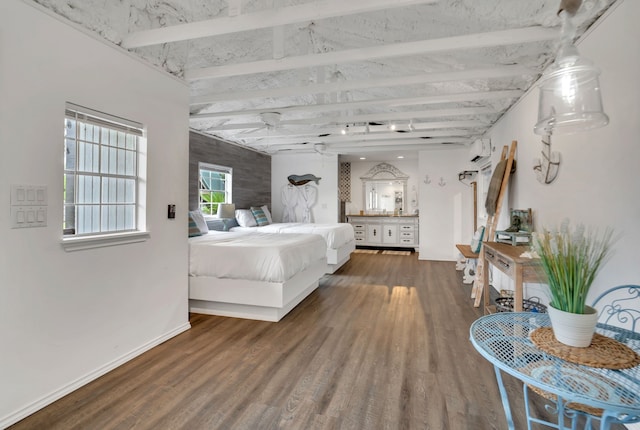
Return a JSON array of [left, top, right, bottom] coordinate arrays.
[[534, 0, 609, 135]]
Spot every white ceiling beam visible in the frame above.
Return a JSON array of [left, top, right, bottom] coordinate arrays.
[[122, 0, 439, 48], [328, 142, 467, 153], [243, 129, 480, 146], [185, 26, 558, 81], [281, 141, 466, 153], [261, 138, 469, 153], [200, 107, 498, 131], [285, 107, 500, 126], [190, 90, 522, 120], [235, 121, 486, 140], [327, 137, 472, 148], [190, 65, 534, 105]]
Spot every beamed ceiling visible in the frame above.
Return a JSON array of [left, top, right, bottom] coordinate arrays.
[[32, 0, 617, 160]]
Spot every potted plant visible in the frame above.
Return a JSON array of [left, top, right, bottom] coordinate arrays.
[[533, 219, 614, 347]]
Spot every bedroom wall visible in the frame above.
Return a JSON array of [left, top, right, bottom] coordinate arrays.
[[417, 147, 477, 260], [485, 0, 640, 301], [271, 153, 339, 224], [0, 1, 190, 427], [188, 131, 271, 211]]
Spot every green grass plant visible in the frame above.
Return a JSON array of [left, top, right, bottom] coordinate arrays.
[[533, 219, 614, 314]]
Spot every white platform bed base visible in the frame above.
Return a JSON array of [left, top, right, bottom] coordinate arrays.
[[326, 239, 356, 274], [189, 258, 327, 322]]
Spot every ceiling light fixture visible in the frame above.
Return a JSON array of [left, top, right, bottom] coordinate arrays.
[[389, 123, 397, 131], [534, 0, 609, 135]]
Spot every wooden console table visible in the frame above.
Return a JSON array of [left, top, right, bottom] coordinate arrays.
[[482, 242, 541, 313]]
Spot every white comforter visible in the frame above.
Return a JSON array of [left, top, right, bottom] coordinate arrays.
[[189, 231, 326, 282], [230, 222, 354, 249]]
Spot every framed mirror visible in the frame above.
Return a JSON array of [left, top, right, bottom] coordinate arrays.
[[361, 162, 409, 214]]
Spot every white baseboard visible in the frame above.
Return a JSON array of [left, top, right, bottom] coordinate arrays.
[[0, 322, 191, 429]]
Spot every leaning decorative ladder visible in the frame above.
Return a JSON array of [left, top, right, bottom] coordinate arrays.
[[472, 140, 517, 308]]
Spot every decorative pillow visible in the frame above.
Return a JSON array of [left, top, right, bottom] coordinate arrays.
[[235, 209, 257, 227], [470, 226, 485, 253], [205, 218, 226, 232], [251, 206, 270, 226], [260, 205, 273, 224], [188, 210, 209, 237]]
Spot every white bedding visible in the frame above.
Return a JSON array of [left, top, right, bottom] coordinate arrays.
[[230, 222, 354, 249], [189, 230, 326, 282]]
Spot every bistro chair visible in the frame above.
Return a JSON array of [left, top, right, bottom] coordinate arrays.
[[524, 284, 640, 430]]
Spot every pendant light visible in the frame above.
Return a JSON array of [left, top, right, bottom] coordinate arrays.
[[534, 0, 609, 135]]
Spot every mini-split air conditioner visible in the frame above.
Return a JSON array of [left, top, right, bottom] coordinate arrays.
[[469, 138, 491, 163]]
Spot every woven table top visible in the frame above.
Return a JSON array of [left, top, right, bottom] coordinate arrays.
[[531, 327, 640, 369]]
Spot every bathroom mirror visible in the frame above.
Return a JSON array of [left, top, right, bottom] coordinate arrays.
[[361, 162, 409, 214]]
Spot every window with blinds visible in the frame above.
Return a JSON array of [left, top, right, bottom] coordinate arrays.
[[63, 103, 144, 237], [198, 162, 232, 216]]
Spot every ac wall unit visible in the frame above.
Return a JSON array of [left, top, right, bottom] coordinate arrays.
[[469, 138, 491, 162]]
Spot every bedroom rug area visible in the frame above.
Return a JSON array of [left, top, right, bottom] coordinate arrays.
[[381, 250, 412, 256], [353, 249, 380, 254]]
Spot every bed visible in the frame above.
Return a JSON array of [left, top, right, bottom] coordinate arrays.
[[188, 230, 328, 322], [230, 222, 356, 273]]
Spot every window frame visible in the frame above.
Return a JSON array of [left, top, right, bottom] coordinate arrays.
[[198, 162, 232, 216], [62, 103, 149, 251]]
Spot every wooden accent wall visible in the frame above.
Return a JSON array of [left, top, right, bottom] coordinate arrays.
[[189, 131, 271, 210]]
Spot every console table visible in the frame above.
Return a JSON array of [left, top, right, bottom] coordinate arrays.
[[482, 242, 541, 313]]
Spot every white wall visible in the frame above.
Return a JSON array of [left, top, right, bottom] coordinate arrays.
[[418, 147, 477, 260], [347, 158, 420, 216], [271, 153, 339, 223], [486, 0, 640, 301], [0, 1, 190, 426]]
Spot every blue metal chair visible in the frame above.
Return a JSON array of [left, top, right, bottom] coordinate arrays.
[[524, 284, 640, 430], [591, 284, 640, 333]]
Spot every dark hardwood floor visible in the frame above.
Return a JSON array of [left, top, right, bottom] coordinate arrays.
[[11, 253, 605, 429]]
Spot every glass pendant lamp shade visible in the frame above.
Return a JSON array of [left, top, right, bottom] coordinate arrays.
[[534, 6, 608, 135], [534, 47, 609, 135]]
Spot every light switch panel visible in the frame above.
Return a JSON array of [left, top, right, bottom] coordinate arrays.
[[11, 206, 47, 228], [11, 185, 47, 206]]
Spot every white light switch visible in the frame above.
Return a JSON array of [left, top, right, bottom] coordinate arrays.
[[12, 184, 48, 206], [11, 185, 48, 228], [11, 206, 47, 228]]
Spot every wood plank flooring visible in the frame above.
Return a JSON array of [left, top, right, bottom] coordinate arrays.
[[10, 253, 618, 429]]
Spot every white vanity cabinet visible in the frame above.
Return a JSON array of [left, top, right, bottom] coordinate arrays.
[[366, 224, 382, 244], [347, 216, 418, 249]]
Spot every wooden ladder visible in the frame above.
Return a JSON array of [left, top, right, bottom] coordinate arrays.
[[472, 140, 517, 308]]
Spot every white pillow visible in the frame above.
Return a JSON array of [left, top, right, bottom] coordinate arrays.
[[188, 210, 209, 237], [260, 205, 273, 223], [235, 209, 257, 227]]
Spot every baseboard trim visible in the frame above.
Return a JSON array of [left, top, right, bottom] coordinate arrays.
[[0, 322, 191, 429]]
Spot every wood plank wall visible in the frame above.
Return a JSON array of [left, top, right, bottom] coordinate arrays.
[[189, 131, 271, 211]]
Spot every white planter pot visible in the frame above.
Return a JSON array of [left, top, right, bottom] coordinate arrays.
[[547, 304, 599, 347]]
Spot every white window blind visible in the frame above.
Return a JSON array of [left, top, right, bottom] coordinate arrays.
[[63, 103, 145, 239]]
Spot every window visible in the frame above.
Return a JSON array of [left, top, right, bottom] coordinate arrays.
[[199, 162, 232, 215], [63, 103, 145, 243]]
